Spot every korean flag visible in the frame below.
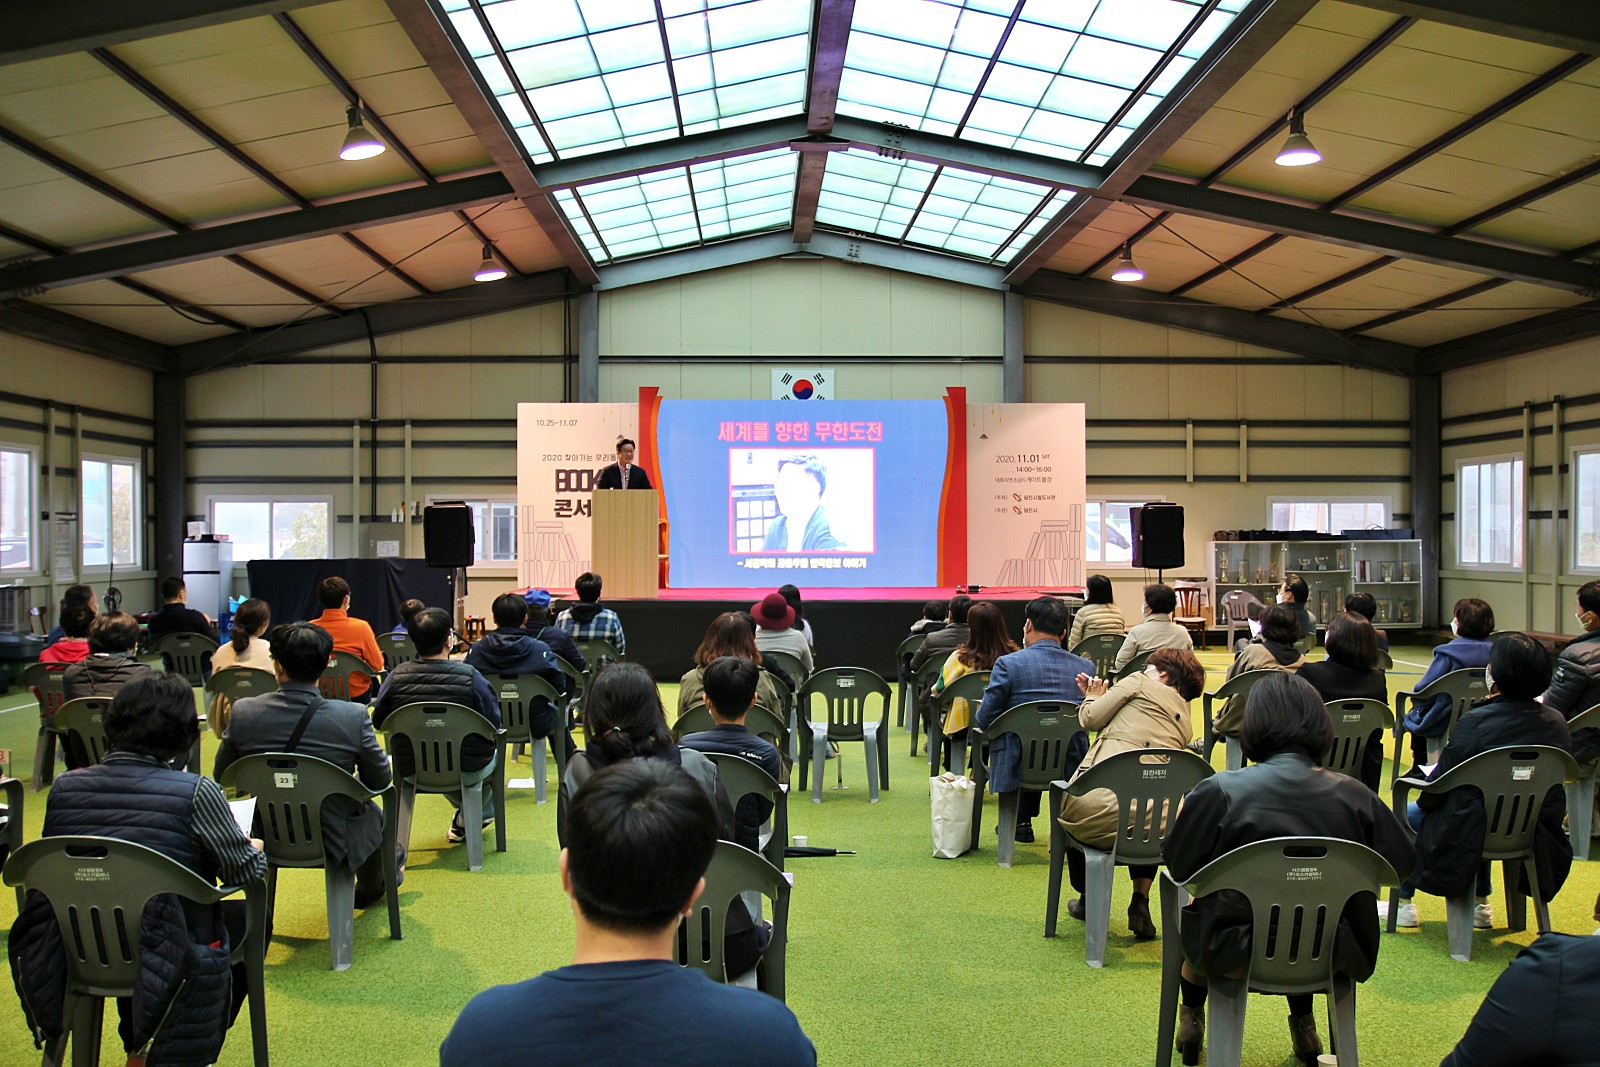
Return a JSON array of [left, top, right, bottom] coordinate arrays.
[[772, 368, 834, 401]]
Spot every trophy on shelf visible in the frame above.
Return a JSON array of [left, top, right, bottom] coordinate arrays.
[[1398, 598, 1414, 623], [1256, 565, 1265, 584], [1401, 560, 1412, 582], [1218, 552, 1229, 583], [1336, 549, 1346, 570], [1376, 599, 1392, 623], [1315, 555, 1329, 571], [1381, 562, 1395, 583]]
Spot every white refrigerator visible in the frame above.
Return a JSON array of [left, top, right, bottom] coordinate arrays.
[[182, 540, 235, 623]]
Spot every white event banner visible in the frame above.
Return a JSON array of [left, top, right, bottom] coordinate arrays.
[[515, 403, 636, 591], [965, 402, 1087, 590]]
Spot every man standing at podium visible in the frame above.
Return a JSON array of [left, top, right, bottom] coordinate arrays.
[[596, 438, 652, 490]]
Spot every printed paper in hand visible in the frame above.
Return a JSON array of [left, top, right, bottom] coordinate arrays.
[[229, 797, 257, 837]]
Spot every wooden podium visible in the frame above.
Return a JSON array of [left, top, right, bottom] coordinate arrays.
[[591, 489, 660, 599]]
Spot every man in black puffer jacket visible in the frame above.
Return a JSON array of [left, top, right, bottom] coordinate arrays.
[[12, 674, 265, 1066], [370, 607, 503, 845], [1544, 580, 1600, 761], [466, 593, 569, 740]]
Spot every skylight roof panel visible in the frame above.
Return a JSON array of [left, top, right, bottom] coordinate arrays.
[[1181, 8, 1237, 57], [964, 97, 1040, 142], [1149, 54, 1195, 95], [512, 128, 555, 163], [448, 9, 494, 58], [542, 111, 625, 153], [712, 36, 808, 84], [851, 0, 960, 49], [983, 63, 1052, 107], [589, 23, 662, 70], [481, 0, 586, 49], [707, 0, 811, 49], [1022, 0, 1096, 32], [603, 65, 675, 108], [1000, 24, 1079, 74], [1061, 35, 1161, 90], [664, 13, 712, 56], [1019, 110, 1102, 152], [510, 39, 600, 90], [615, 98, 679, 138], [526, 76, 613, 121], [838, 69, 934, 121], [574, 0, 655, 34], [714, 72, 806, 117], [1086, 0, 1201, 51], [846, 33, 948, 84], [948, 7, 1010, 56], [1040, 76, 1133, 123]]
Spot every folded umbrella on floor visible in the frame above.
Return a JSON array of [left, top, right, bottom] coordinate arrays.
[[784, 846, 855, 857]]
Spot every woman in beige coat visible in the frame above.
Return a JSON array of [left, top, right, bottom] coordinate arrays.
[[1057, 646, 1206, 939]]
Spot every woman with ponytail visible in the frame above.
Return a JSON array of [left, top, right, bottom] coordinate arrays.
[[208, 598, 272, 736], [558, 663, 767, 977]]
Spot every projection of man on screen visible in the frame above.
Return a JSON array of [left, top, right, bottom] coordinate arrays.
[[762, 454, 843, 552]]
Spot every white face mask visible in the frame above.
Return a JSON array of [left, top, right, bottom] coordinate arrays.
[[1450, 618, 1459, 637], [1580, 610, 1596, 631], [1484, 667, 1495, 692]]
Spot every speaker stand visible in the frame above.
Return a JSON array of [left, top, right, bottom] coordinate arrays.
[[448, 565, 469, 634]]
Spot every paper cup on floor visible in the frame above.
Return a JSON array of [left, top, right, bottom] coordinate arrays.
[[1318, 1056, 1338, 1066], [792, 835, 808, 848]]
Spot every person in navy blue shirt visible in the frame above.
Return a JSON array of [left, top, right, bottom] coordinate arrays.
[[679, 656, 782, 851], [439, 760, 815, 1067]]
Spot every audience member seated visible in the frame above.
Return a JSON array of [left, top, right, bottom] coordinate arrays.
[[440, 760, 815, 1067], [1439, 932, 1600, 1066], [1113, 584, 1193, 672], [370, 607, 503, 845], [1278, 574, 1316, 645], [211, 598, 273, 673], [974, 597, 1091, 844], [1401, 597, 1495, 767], [524, 589, 586, 672], [909, 599, 947, 635], [145, 575, 219, 644], [1212, 604, 1308, 743], [466, 592, 571, 752], [560, 662, 766, 977], [215, 621, 396, 908], [679, 656, 783, 851], [64, 610, 155, 701], [909, 594, 973, 700], [751, 592, 813, 675], [929, 602, 1017, 752], [20, 674, 268, 1060], [1068, 574, 1128, 648], [679, 613, 788, 721], [42, 583, 94, 649], [778, 584, 814, 648], [1299, 611, 1388, 789], [309, 576, 384, 701], [1344, 591, 1389, 652], [1162, 673, 1414, 1066], [391, 598, 425, 634], [1058, 647, 1205, 939], [37, 599, 93, 665], [1386, 632, 1571, 933], [556, 571, 627, 658], [1543, 580, 1600, 928]]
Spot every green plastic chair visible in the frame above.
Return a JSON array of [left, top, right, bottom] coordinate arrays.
[[895, 632, 926, 729], [552, 654, 586, 718], [491, 673, 567, 805], [1377, 649, 1394, 672], [761, 648, 808, 687], [1388, 745, 1579, 961], [673, 702, 787, 754], [152, 631, 218, 687], [677, 840, 791, 1001], [205, 666, 279, 738], [1, 776, 22, 910], [704, 752, 788, 871], [1323, 699, 1394, 789], [376, 631, 417, 670], [927, 670, 989, 777], [1048, 748, 1213, 966], [909, 657, 945, 757], [1202, 668, 1281, 768], [1070, 633, 1126, 680], [1113, 648, 1155, 682], [57, 696, 113, 767], [1564, 703, 1600, 857], [22, 662, 67, 791], [319, 650, 381, 703], [379, 702, 507, 872], [795, 667, 892, 803], [3, 835, 270, 1067], [1392, 667, 1490, 786], [574, 637, 623, 670], [1154, 837, 1400, 1067], [969, 700, 1085, 866], [220, 753, 402, 971]]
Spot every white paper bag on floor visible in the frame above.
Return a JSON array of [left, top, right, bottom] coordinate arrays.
[[931, 773, 975, 859]]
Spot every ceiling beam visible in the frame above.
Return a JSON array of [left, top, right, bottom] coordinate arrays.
[[793, 0, 855, 243], [384, 0, 599, 286], [831, 116, 1102, 192], [175, 268, 576, 374], [0, 299, 177, 372], [0, 173, 514, 298], [1003, 0, 1317, 286], [0, 0, 325, 66], [1120, 176, 1600, 293], [1015, 271, 1418, 376], [532, 117, 807, 191], [1340, 0, 1600, 54], [1418, 299, 1600, 373], [592, 229, 1009, 291]]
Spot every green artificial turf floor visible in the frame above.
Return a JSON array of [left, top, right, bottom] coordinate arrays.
[[0, 642, 1596, 1066]]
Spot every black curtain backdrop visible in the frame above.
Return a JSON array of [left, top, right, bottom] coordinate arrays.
[[247, 559, 452, 635]]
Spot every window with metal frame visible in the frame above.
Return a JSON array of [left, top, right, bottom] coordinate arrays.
[[1, 445, 35, 572], [81, 456, 139, 569], [1085, 499, 1147, 566], [210, 499, 332, 563], [1269, 499, 1389, 536], [1575, 447, 1600, 572], [1457, 454, 1523, 570]]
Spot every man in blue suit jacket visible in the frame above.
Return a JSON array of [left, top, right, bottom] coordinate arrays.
[[973, 597, 1090, 842]]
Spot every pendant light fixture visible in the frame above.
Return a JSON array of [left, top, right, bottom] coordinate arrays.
[[339, 103, 385, 161], [473, 244, 507, 283], [1110, 242, 1145, 282], [1274, 108, 1322, 167]]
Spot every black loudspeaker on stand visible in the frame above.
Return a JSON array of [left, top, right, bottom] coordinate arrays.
[[424, 503, 475, 630], [1132, 502, 1184, 581]]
